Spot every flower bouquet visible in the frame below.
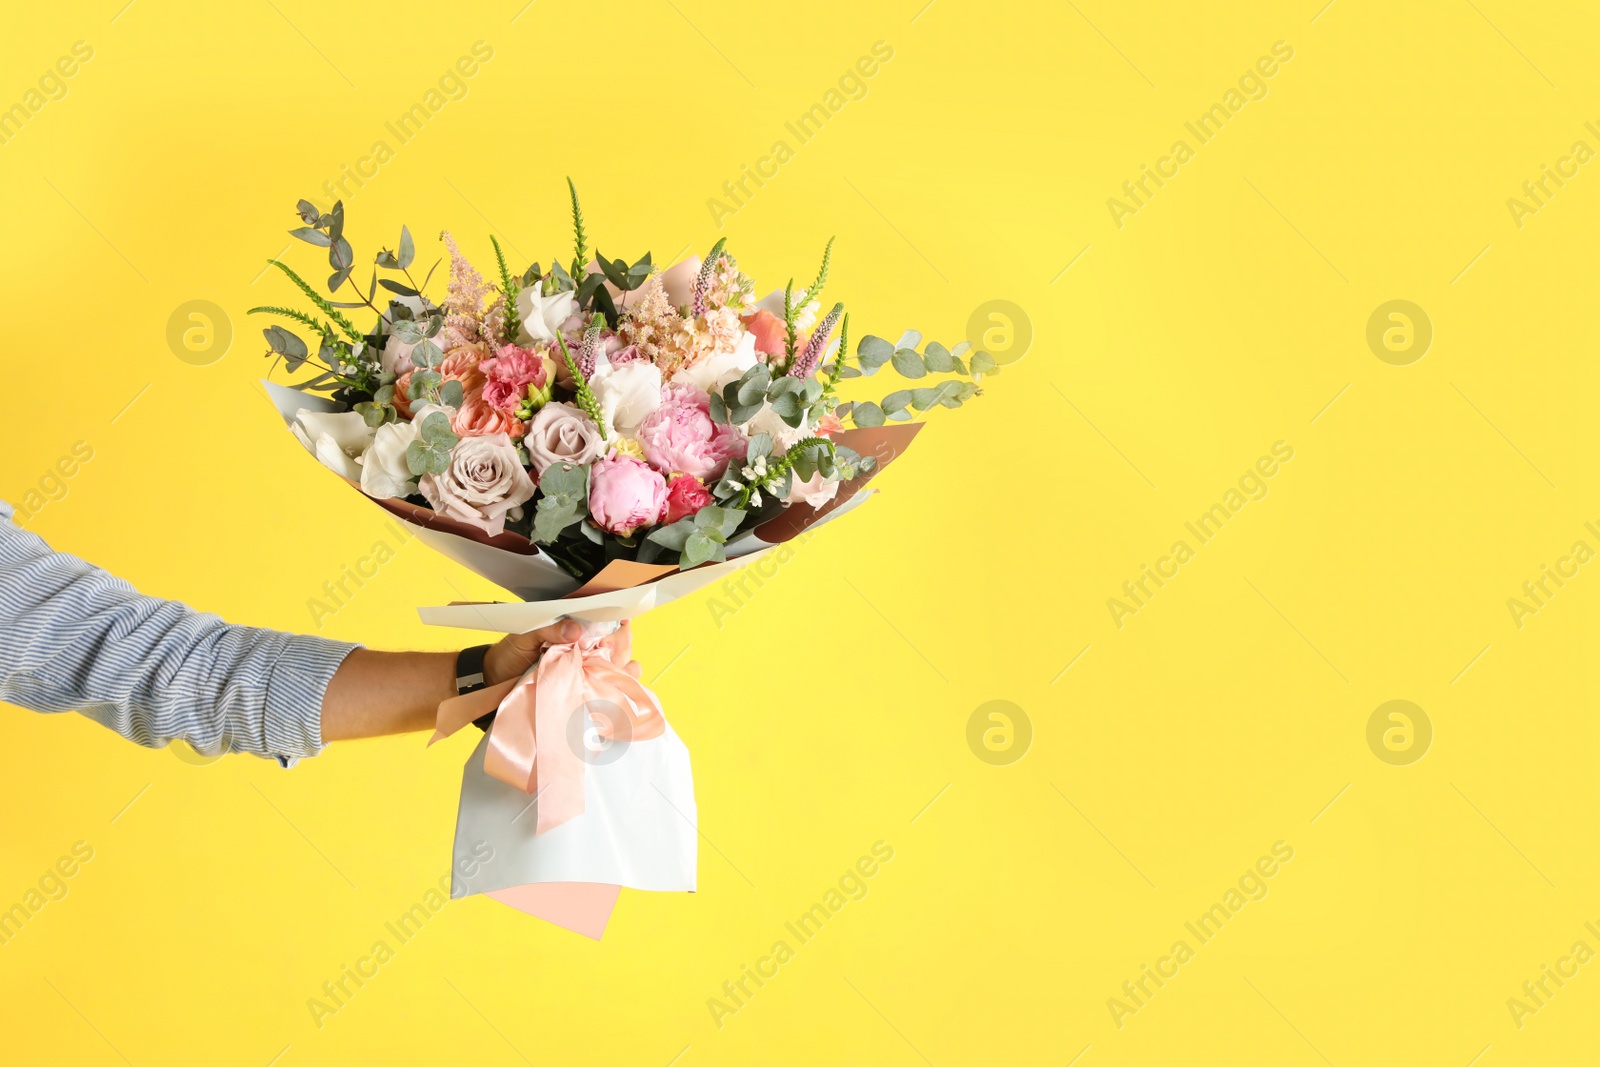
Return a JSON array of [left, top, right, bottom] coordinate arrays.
[[260, 181, 995, 937]]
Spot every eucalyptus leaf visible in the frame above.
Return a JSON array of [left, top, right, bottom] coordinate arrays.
[[398, 225, 415, 269], [853, 401, 885, 427], [646, 518, 695, 552], [882, 390, 912, 415], [290, 226, 331, 247], [857, 335, 894, 373], [891, 349, 928, 379], [440, 379, 464, 409], [380, 279, 420, 296], [970, 350, 998, 376], [921, 341, 955, 372]]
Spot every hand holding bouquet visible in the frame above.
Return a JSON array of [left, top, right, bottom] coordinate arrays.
[[260, 181, 997, 936]]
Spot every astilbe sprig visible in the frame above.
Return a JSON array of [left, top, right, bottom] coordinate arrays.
[[692, 238, 728, 318], [441, 231, 493, 349], [266, 260, 364, 341]]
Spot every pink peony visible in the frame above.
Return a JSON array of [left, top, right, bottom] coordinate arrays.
[[638, 383, 747, 481], [588, 454, 668, 536], [662, 474, 713, 524], [479, 345, 549, 412]]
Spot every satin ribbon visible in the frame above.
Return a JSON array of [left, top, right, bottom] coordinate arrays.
[[432, 624, 666, 835]]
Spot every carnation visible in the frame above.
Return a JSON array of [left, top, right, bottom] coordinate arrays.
[[480, 345, 549, 413]]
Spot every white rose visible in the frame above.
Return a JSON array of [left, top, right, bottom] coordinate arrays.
[[589, 358, 662, 437], [785, 469, 841, 509], [290, 409, 374, 481], [360, 422, 418, 499], [515, 288, 578, 345], [672, 329, 758, 393]]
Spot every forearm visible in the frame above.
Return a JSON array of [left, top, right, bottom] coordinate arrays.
[[319, 649, 457, 741]]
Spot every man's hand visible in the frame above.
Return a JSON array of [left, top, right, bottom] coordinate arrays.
[[483, 619, 641, 687]]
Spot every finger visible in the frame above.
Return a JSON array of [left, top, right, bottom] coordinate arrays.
[[603, 621, 633, 663], [518, 619, 581, 648]]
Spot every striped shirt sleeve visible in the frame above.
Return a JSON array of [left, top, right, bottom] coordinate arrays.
[[0, 500, 359, 764]]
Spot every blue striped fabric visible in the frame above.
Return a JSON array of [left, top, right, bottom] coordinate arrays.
[[0, 500, 358, 765]]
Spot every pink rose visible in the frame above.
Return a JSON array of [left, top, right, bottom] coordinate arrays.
[[419, 433, 535, 536], [479, 345, 549, 412], [638, 383, 747, 481], [454, 386, 527, 438], [394, 346, 486, 419], [524, 402, 605, 477], [588, 454, 667, 537], [662, 474, 713, 524]]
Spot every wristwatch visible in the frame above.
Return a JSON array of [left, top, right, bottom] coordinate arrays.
[[455, 644, 497, 732]]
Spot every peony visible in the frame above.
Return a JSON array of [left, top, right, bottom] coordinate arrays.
[[479, 345, 549, 413], [588, 454, 667, 536], [418, 433, 535, 536], [291, 409, 374, 481], [590, 358, 662, 437], [639, 383, 747, 481], [515, 287, 577, 345], [670, 329, 759, 394], [524, 402, 605, 477], [785, 469, 841, 509], [663, 474, 713, 524]]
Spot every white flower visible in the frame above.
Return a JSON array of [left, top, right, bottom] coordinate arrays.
[[515, 288, 578, 345], [742, 402, 811, 453], [785, 469, 841, 509], [290, 409, 374, 481], [589, 358, 662, 437], [360, 422, 419, 499], [672, 329, 758, 393], [378, 297, 434, 375]]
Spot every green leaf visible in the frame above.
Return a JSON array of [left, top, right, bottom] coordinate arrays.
[[405, 438, 450, 476], [853, 401, 885, 427], [289, 226, 331, 247], [296, 199, 320, 225], [419, 410, 457, 445], [398, 225, 415, 269], [882, 389, 912, 415], [708, 392, 729, 424], [646, 518, 695, 551], [695, 506, 746, 538], [891, 349, 928, 378], [970, 350, 998, 377], [910, 387, 940, 410], [747, 433, 773, 461], [921, 341, 955, 372], [736, 366, 771, 407], [857, 335, 894, 373], [411, 339, 443, 369], [683, 529, 719, 567], [440, 379, 464, 409], [380, 279, 420, 296]]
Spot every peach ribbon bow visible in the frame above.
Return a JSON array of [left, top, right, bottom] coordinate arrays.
[[431, 625, 666, 835]]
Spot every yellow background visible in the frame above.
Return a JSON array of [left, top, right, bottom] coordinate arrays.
[[2, 0, 1598, 1063]]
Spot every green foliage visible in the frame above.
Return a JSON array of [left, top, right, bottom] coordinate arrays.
[[555, 331, 608, 440], [806, 236, 834, 305], [404, 411, 458, 476], [265, 259, 364, 341], [533, 462, 590, 543], [489, 234, 521, 343], [647, 504, 746, 568], [567, 177, 588, 278]]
